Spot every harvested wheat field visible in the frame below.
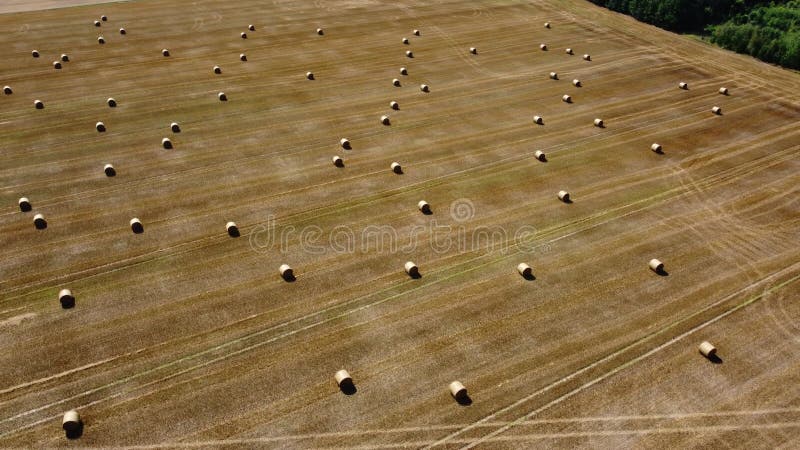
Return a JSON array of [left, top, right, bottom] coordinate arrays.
[[1, 0, 799, 447]]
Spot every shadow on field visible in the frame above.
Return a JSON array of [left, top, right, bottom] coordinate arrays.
[[522, 272, 536, 281], [339, 380, 357, 395], [65, 423, 84, 440], [282, 273, 297, 282]]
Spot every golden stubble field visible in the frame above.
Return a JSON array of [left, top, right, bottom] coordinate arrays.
[[1, 0, 799, 447]]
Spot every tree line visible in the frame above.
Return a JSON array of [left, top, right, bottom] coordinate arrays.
[[587, 0, 800, 69]]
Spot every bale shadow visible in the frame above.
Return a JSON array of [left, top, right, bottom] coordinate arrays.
[[522, 272, 536, 281], [339, 380, 357, 395], [65, 422, 84, 440], [282, 273, 296, 282], [34, 219, 47, 229], [131, 223, 144, 234], [708, 354, 723, 364], [60, 297, 75, 309], [455, 393, 473, 406], [105, 167, 116, 177], [20, 203, 32, 212], [655, 268, 669, 277], [228, 228, 240, 238]]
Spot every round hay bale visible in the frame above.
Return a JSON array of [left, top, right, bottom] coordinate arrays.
[[32, 50, 40, 58], [540, 43, 547, 51], [381, 115, 390, 125], [400, 67, 408, 75], [34, 99, 44, 109], [306, 71, 314, 80], [226, 221, 239, 237], [719, 87, 728, 95], [533, 115, 543, 125], [391, 161, 402, 174], [679, 82, 688, 90], [62, 410, 81, 432], [340, 138, 351, 149], [279, 264, 294, 281], [3, 86, 11, 95], [94, 20, 101, 27], [572, 79, 581, 87], [170, 122, 180, 133], [390, 100, 399, 110], [101, 15, 108, 21], [248, 24, 255, 31], [392, 78, 401, 87], [58, 289, 75, 309], [218, 92, 227, 101], [162, 137, 172, 149], [698, 341, 717, 358], [213, 65, 221, 74], [162, 49, 170, 57], [420, 84, 430, 92], [417, 200, 430, 214], [130, 217, 143, 233], [316, 28, 324, 35], [469, 47, 477, 54], [404, 261, 419, 277], [402, 37, 409, 45], [649, 258, 664, 273], [583, 54, 591, 61], [33, 213, 47, 229], [104, 163, 116, 176], [119, 28, 126, 35], [712, 106, 722, 115], [332, 155, 344, 167], [565, 48, 573, 55], [61, 53, 69, 62], [544, 22, 551, 28], [517, 263, 532, 278], [594, 118, 604, 127], [95, 121, 106, 132], [558, 190, 570, 202], [534, 150, 546, 162], [53, 61, 62, 69], [549, 72, 558, 80], [98, 36, 105, 44], [562, 94, 572, 103], [405, 50, 413, 58], [413, 29, 420, 36], [651, 143, 662, 153], [240, 53, 247, 61], [241, 32, 247, 39], [18, 197, 31, 212], [335, 369, 352, 387], [449, 381, 467, 401], [107, 97, 116, 107]]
